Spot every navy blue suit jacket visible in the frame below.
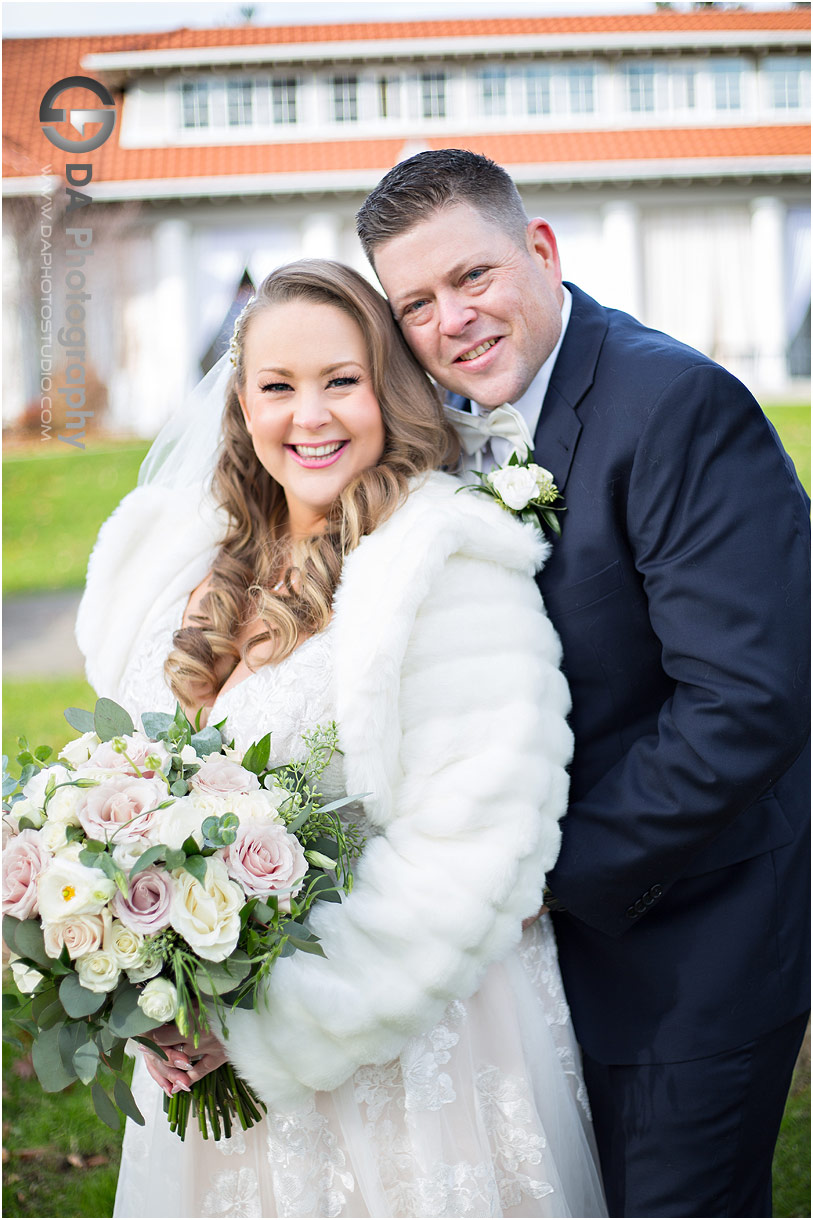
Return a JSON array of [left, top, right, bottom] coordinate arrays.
[[482, 284, 809, 1065]]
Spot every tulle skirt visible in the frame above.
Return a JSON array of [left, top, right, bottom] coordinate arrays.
[[114, 918, 606, 1218]]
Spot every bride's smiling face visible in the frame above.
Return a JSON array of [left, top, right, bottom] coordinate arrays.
[[238, 299, 386, 536]]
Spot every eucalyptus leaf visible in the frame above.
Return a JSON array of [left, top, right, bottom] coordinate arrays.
[[114, 1076, 146, 1125], [3, 1034, 25, 1051], [2, 992, 21, 1013], [14, 919, 54, 968], [195, 956, 251, 996], [94, 698, 134, 742], [2, 914, 21, 954], [140, 711, 175, 739], [91, 1082, 121, 1131], [108, 984, 162, 1038], [190, 726, 223, 757], [32, 986, 60, 1022], [37, 997, 68, 1030], [18, 763, 36, 788], [170, 778, 189, 797], [58, 1021, 90, 1074], [32, 1024, 76, 1091], [59, 971, 107, 1018], [73, 1039, 101, 1085], [105, 1038, 126, 1073], [164, 848, 186, 870], [3, 774, 19, 796], [64, 706, 96, 733], [34, 745, 54, 763]]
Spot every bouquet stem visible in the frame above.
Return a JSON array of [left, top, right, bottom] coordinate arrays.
[[164, 1066, 266, 1141]]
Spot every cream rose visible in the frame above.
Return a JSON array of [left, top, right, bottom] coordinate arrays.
[[127, 946, 163, 983], [37, 858, 116, 922], [110, 920, 145, 969], [59, 730, 101, 768], [77, 774, 170, 846], [8, 798, 44, 830], [188, 758, 260, 799], [227, 789, 287, 824], [111, 835, 153, 874], [76, 949, 120, 993], [170, 858, 243, 962], [488, 465, 540, 511], [221, 822, 307, 908], [528, 463, 557, 502], [137, 977, 178, 1023], [3, 828, 53, 919], [43, 912, 106, 960], [44, 782, 85, 827]]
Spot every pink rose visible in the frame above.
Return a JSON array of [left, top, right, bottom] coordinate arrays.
[[86, 734, 171, 777], [221, 823, 307, 909], [77, 775, 169, 845], [2, 828, 52, 919], [189, 757, 260, 799], [43, 912, 105, 959], [112, 866, 174, 935]]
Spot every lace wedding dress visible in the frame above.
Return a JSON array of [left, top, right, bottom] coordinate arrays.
[[112, 595, 606, 1219]]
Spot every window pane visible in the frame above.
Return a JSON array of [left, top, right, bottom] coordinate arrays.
[[272, 79, 297, 124], [480, 68, 507, 116], [420, 73, 446, 119], [331, 76, 358, 122], [181, 81, 209, 129], [764, 58, 807, 110], [568, 66, 595, 114], [526, 67, 551, 115], [712, 61, 742, 110], [227, 80, 253, 127], [626, 64, 655, 113]]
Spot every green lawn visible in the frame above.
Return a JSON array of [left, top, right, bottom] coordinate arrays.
[[764, 403, 811, 494], [2, 441, 150, 595], [2, 676, 97, 770]]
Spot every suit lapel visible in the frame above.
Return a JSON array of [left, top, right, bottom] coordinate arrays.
[[532, 283, 609, 494]]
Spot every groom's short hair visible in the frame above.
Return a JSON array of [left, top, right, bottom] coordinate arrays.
[[356, 149, 529, 263]]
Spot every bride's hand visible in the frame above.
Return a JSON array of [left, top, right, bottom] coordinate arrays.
[[139, 1021, 229, 1096]]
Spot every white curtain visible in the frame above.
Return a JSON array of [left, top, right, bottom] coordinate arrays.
[[785, 206, 811, 344]]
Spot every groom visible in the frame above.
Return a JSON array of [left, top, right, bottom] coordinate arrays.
[[356, 150, 810, 1218]]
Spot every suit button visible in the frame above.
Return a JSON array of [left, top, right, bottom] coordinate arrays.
[[644, 893, 654, 906], [626, 906, 638, 919], [651, 884, 663, 898], [634, 898, 647, 914]]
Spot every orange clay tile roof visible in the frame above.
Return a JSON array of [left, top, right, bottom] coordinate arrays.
[[4, 12, 810, 188]]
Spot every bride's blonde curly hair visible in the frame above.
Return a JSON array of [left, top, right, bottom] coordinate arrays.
[[165, 259, 459, 711]]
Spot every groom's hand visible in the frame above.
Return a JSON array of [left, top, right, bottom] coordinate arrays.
[[522, 904, 549, 930]]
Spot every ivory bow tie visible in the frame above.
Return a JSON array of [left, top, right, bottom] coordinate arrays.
[[444, 403, 533, 458]]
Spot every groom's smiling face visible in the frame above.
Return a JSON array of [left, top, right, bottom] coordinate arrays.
[[374, 202, 564, 409]]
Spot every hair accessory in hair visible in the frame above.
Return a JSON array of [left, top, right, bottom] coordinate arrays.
[[229, 297, 255, 368]]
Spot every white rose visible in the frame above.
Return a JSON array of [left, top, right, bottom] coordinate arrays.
[[179, 744, 198, 766], [527, 463, 557, 501], [43, 912, 106, 960], [227, 791, 285, 825], [137, 977, 178, 1023], [22, 765, 71, 811], [127, 947, 163, 983], [111, 835, 153, 874], [8, 953, 44, 994], [54, 840, 84, 863], [488, 465, 540, 511], [145, 797, 205, 851], [76, 949, 120, 993], [39, 819, 72, 854], [44, 783, 85, 826], [110, 919, 145, 968], [170, 857, 243, 962], [8, 798, 43, 829], [59, 731, 101, 768], [37, 858, 116, 922]]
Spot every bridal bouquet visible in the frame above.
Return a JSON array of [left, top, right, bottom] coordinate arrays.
[[2, 698, 363, 1141]]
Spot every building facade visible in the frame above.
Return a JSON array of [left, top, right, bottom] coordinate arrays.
[[2, 8, 810, 434]]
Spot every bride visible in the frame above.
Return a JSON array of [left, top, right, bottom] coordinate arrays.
[[77, 260, 606, 1218]]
